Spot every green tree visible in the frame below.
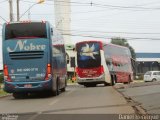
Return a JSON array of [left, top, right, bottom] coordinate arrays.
[[111, 37, 136, 59], [0, 74, 3, 83]]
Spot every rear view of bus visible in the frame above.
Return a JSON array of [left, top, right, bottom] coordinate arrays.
[[76, 41, 109, 87], [2, 21, 66, 98]]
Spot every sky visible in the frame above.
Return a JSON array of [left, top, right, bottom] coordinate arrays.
[[1, 0, 160, 69]]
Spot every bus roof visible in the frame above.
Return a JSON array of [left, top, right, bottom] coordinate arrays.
[[76, 40, 101, 45], [76, 40, 129, 50], [104, 43, 129, 50], [4, 20, 48, 25]]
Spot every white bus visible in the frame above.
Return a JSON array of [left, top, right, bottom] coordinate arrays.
[[75, 40, 133, 87]]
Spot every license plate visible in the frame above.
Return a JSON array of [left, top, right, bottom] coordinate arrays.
[[24, 84, 32, 88]]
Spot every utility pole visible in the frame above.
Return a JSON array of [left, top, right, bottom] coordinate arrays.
[[17, 0, 20, 21], [9, 0, 13, 21], [54, 0, 71, 45]]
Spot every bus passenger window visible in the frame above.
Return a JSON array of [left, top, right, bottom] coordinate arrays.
[[51, 28, 53, 35]]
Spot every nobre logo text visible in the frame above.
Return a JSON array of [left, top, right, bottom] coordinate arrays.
[[7, 40, 46, 52]]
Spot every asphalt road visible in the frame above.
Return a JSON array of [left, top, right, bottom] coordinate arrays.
[[0, 84, 135, 120], [116, 81, 160, 114]]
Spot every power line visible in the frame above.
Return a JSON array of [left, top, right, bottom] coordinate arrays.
[[62, 33, 160, 41], [0, 16, 7, 22], [20, 0, 160, 11], [60, 29, 160, 35], [91, 3, 160, 11], [56, 1, 160, 10], [130, 0, 160, 7], [20, 0, 90, 7]]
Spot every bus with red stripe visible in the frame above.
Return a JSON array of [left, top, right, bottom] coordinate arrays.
[[75, 40, 133, 87], [2, 21, 67, 98]]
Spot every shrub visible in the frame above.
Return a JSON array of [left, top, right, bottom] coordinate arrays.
[[0, 74, 4, 83]]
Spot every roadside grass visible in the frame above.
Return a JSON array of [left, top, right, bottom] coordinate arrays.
[[0, 89, 9, 97], [0, 83, 9, 97], [67, 79, 77, 84], [133, 79, 144, 83]]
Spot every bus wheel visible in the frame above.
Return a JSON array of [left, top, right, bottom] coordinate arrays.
[[61, 87, 66, 92], [62, 78, 67, 92], [104, 82, 108, 86], [51, 78, 60, 96], [111, 79, 115, 86], [110, 75, 115, 86], [84, 84, 90, 87], [84, 83, 96, 87], [128, 75, 131, 84], [13, 93, 27, 99], [56, 78, 60, 95], [90, 84, 96, 87]]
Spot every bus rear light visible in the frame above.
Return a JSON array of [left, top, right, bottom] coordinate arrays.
[[45, 64, 52, 80], [99, 42, 103, 50], [47, 64, 51, 74], [95, 66, 104, 76], [4, 65, 12, 82], [100, 66, 104, 74]]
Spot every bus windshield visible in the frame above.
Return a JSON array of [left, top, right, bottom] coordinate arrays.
[[77, 42, 101, 68], [5, 22, 47, 40]]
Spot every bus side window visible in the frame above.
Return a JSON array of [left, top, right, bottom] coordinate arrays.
[[51, 28, 53, 35]]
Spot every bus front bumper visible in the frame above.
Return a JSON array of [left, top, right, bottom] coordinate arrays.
[[77, 74, 105, 84], [3, 80, 52, 93]]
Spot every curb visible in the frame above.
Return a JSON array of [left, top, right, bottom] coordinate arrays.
[[113, 86, 148, 115], [0, 94, 11, 98], [134, 105, 147, 114]]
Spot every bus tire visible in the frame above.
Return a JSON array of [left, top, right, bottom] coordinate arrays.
[[104, 82, 108, 86], [13, 93, 27, 99], [56, 78, 60, 95], [84, 84, 90, 87], [128, 75, 131, 84], [114, 75, 117, 83], [13, 93, 21, 99], [110, 75, 115, 86], [84, 83, 96, 87], [61, 78, 66, 92], [56, 78, 59, 95], [90, 84, 96, 87], [61, 87, 65, 92], [51, 78, 59, 96]]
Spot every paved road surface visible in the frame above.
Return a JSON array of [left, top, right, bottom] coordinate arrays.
[[0, 84, 135, 120], [116, 81, 160, 114]]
